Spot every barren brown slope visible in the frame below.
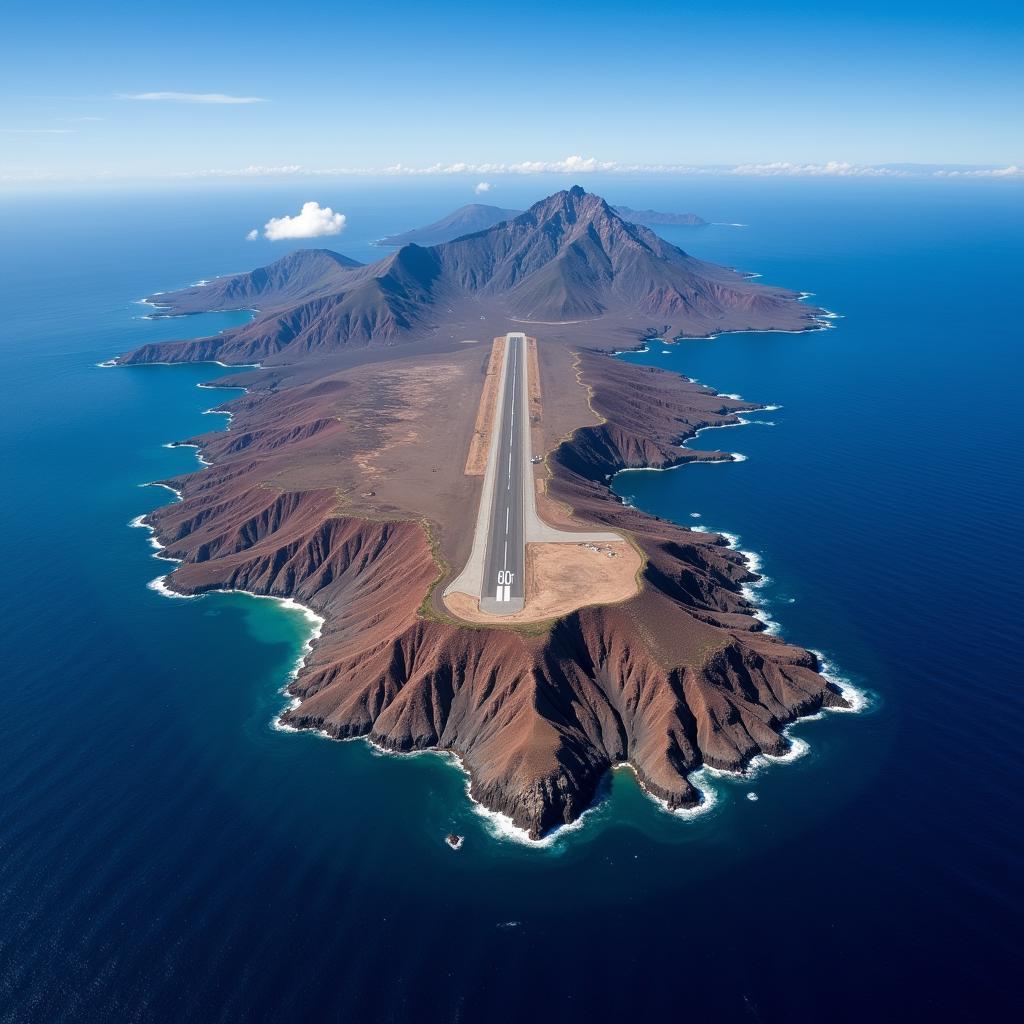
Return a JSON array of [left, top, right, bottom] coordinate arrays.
[[374, 202, 707, 249], [139, 346, 846, 840], [116, 187, 825, 367], [146, 249, 364, 316], [375, 203, 523, 247], [434, 187, 811, 327], [122, 245, 450, 366]]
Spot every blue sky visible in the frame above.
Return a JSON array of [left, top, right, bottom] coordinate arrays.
[[1, 0, 1021, 185]]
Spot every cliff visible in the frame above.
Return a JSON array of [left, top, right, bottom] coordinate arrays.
[[122, 185, 845, 838], [142, 351, 846, 839]]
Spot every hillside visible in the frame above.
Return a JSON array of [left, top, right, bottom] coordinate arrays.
[[374, 203, 521, 247], [146, 249, 363, 316], [375, 201, 708, 248], [614, 205, 707, 226], [119, 186, 823, 365]]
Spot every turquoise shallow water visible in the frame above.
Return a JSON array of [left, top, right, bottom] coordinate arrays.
[[0, 178, 1021, 1022]]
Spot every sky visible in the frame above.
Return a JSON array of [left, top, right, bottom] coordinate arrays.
[[1, 0, 1021, 186]]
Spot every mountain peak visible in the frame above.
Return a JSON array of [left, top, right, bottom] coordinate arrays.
[[129, 185, 818, 361], [531, 185, 625, 225], [514, 186, 659, 255], [522, 186, 610, 227]]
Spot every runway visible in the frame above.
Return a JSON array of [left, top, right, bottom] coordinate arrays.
[[478, 333, 527, 614], [445, 332, 621, 618]]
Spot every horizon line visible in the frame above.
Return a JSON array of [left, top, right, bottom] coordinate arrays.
[[2, 159, 1021, 188]]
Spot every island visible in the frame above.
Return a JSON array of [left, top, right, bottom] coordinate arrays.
[[373, 203, 523, 247], [118, 187, 848, 840], [611, 206, 708, 227], [373, 200, 706, 248]]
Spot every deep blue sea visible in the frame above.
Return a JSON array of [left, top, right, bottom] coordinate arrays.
[[1, 177, 1021, 1022]]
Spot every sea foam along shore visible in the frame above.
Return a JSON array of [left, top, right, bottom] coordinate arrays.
[[120, 363, 563, 848], [613, 418, 754, 503], [612, 287, 835, 354], [97, 356, 262, 370], [465, 764, 611, 849], [367, 740, 612, 850], [615, 762, 722, 822], [365, 734, 725, 847], [611, 397, 869, 816], [130, 337, 855, 847], [163, 441, 210, 466], [134, 469, 326, 674], [697, 528, 783, 639], [677, 393, 871, 713], [279, 705, 612, 849], [135, 502, 327, 699], [699, 524, 868, 736], [669, 521, 870, 808], [203, 407, 233, 426]]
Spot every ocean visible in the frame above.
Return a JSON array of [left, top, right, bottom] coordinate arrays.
[[0, 177, 1021, 1022]]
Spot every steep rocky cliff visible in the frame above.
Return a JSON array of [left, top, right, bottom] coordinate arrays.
[[144, 352, 846, 839]]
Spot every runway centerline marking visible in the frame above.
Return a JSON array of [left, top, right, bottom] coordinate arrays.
[[445, 332, 623, 618]]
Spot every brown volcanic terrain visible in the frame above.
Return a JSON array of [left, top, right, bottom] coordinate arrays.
[[373, 201, 707, 248], [119, 187, 823, 368], [124, 188, 846, 839]]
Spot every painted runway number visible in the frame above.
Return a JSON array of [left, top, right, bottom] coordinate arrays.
[[496, 569, 514, 602]]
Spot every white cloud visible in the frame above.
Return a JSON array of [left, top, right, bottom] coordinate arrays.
[[730, 161, 1022, 179], [933, 164, 1022, 178], [180, 156, 628, 178], [377, 155, 620, 176], [729, 161, 907, 178], [134, 156, 1024, 184], [118, 92, 266, 105], [177, 164, 302, 178], [246, 229, 259, 241], [261, 201, 346, 241], [179, 155, 921, 180], [508, 155, 618, 174]]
